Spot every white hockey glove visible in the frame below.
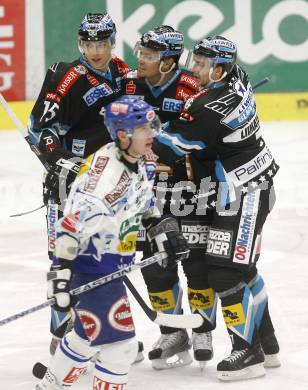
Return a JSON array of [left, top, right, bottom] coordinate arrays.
[[143, 215, 190, 269], [47, 263, 77, 312]]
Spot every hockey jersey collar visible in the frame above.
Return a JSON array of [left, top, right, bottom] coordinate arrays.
[[80, 55, 112, 81], [145, 69, 182, 98]]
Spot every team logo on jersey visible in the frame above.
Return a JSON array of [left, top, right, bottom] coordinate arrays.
[[206, 228, 233, 258], [49, 62, 59, 72], [108, 296, 135, 332], [63, 367, 87, 384], [86, 74, 100, 87], [162, 98, 183, 112], [125, 80, 136, 94], [45, 92, 61, 104], [83, 83, 114, 106], [84, 156, 109, 193], [175, 86, 193, 101], [47, 201, 58, 252], [113, 58, 131, 76], [57, 68, 82, 96], [104, 170, 130, 206], [181, 221, 209, 248], [228, 146, 273, 184], [233, 79, 246, 97], [61, 211, 80, 234], [233, 190, 260, 265], [74, 64, 88, 75], [76, 309, 102, 341], [205, 92, 241, 117], [117, 233, 137, 253], [179, 74, 198, 90]]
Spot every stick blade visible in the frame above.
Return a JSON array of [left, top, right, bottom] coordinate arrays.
[[154, 312, 203, 329]]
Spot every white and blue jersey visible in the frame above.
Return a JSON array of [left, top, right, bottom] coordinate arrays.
[[55, 142, 155, 275]]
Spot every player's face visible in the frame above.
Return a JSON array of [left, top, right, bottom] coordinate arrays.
[[80, 39, 113, 71], [136, 47, 161, 78], [191, 54, 212, 86], [129, 123, 156, 156]]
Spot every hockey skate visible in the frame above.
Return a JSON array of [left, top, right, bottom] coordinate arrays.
[[134, 341, 145, 363], [149, 329, 192, 370], [35, 368, 61, 390], [260, 332, 281, 368], [191, 331, 213, 370], [217, 343, 265, 381]]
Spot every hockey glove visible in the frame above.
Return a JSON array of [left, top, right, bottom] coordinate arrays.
[[43, 148, 81, 205], [143, 215, 190, 269], [47, 263, 77, 312]]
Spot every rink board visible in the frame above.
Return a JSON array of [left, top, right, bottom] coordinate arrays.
[[1, 93, 308, 130]]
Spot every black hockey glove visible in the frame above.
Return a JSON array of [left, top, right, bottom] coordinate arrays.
[[43, 148, 81, 206], [47, 262, 77, 312], [143, 215, 190, 269]]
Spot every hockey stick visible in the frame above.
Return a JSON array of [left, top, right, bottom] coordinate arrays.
[[123, 275, 199, 329], [0, 253, 203, 328], [0, 93, 79, 174], [9, 204, 45, 217], [252, 77, 270, 91]]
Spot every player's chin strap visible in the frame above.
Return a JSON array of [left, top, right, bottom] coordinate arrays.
[[117, 137, 142, 161], [208, 66, 227, 85], [152, 61, 176, 87]]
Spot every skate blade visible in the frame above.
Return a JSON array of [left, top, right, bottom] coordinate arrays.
[[264, 354, 281, 368], [152, 351, 193, 370], [198, 361, 207, 372], [218, 362, 266, 381]]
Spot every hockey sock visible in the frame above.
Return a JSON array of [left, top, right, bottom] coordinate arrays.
[[219, 284, 258, 349], [148, 282, 183, 334], [188, 287, 217, 332], [248, 274, 275, 338], [42, 332, 99, 388], [93, 361, 128, 390]]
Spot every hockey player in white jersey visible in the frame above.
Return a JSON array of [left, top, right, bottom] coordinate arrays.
[[35, 96, 190, 389]]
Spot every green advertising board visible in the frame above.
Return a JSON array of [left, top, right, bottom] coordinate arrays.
[[44, 0, 308, 92]]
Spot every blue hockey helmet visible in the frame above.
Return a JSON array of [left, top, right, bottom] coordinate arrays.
[[138, 25, 184, 60], [193, 35, 237, 75], [104, 96, 160, 140], [78, 13, 116, 44]]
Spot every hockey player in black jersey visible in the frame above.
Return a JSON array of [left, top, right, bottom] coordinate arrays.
[[122, 26, 216, 369], [154, 36, 280, 380], [27, 12, 142, 360]]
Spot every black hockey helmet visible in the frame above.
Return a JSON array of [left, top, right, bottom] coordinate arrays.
[[138, 25, 184, 61], [78, 13, 116, 44], [193, 35, 237, 75]]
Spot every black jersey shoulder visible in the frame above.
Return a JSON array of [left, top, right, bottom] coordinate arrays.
[[110, 56, 131, 77]]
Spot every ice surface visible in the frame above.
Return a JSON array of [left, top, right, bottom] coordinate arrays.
[[1, 122, 308, 389]]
